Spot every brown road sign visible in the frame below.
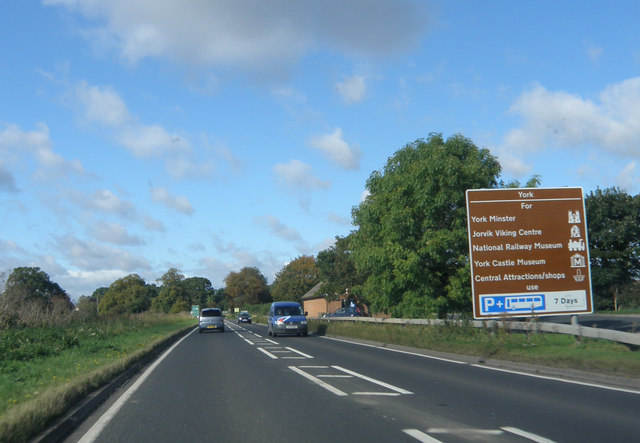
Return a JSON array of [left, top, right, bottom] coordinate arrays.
[[466, 187, 593, 319]]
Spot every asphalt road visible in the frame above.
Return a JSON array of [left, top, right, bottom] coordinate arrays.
[[66, 321, 640, 443]]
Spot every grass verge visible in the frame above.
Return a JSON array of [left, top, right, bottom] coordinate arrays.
[[309, 320, 640, 378], [0, 313, 195, 442]]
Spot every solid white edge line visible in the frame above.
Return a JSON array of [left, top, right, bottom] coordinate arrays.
[[320, 336, 465, 364], [257, 347, 278, 359], [321, 336, 640, 395], [332, 365, 413, 394], [502, 426, 557, 443], [471, 364, 640, 395], [288, 366, 348, 396], [78, 328, 196, 443], [402, 428, 442, 442], [285, 346, 314, 358]]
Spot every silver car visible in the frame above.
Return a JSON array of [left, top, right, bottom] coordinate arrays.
[[199, 308, 225, 333]]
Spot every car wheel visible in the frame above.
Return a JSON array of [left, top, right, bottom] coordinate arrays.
[[302, 332, 308, 337], [273, 331, 277, 337]]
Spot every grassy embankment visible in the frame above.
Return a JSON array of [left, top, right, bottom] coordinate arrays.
[[308, 319, 640, 378], [0, 313, 195, 442]]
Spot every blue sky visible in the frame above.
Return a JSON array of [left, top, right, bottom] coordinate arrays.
[[1, 1, 639, 301]]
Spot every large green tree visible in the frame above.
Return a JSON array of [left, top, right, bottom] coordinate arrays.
[[316, 235, 364, 299], [98, 274, 153, 315], [224, 267, 271, 307], [351, 133, 501, 318], [585, 187, 640, 310], [152, 268, 189, 313], [270, 255, 320, 303], [2, 266, 72, 312], [183, 276, 216, 307]]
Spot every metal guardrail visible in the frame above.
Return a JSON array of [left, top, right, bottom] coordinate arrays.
[[315, 316, 640, 347]]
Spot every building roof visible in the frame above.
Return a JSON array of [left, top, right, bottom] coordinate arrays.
[[300, 282, 326, 301]]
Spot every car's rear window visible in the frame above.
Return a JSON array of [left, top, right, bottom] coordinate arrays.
[[201, 309, 222, 317]]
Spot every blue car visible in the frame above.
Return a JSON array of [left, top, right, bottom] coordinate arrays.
[[323, 306, 361, 317], [267, 301, 308, 337]]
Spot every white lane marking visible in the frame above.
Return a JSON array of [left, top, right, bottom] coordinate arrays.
[[78, 329, 195, 443], [285, 347, 314, 358], [242, 338, 254, 345], [428, 428, 503, 435], [402, 429, 442, 442], [321, 336, 465, 364], [317, 375, 353, 378], [299, 365, 328, 369], [257, 347, 278, 359], [471, 364, 640, 395], [289, 366, 348, 396], [322, 336, 640, 395], [502, 427, 557, 443], [264, 338, 279, 344], [332, 365, 413, 394], [352, 392, 401, 396]]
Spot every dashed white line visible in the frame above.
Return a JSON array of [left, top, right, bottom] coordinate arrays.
[[332, 365, 413, 394], [257, 347, 278, 359], [352, 392, 401, 396], [402, 429, 442, 442], [285, 347, 314, 358], [428, 428, 503, 435], [289, 366, 348, 396], [502, 426, 557, 443]]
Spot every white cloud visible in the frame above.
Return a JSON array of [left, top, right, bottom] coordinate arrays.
[[150, 185, 195, 215], [65, 269, 130, 296], [72, 188, 137, 218], [89, 220, 144, 245], [55, 235, 150, 271], [254, 215, 304, 243], [44, 0, 428, 74], [0, 161, 18, 193], [586, 44, 603, 62], [616, 161, 638, 191], [497, 78, 640, 182], [327, 212, 350, 226], [73, 80, 217, 179], [273, 159, 330, 190], [76, 81, 130, 127], [309, 128, 361, 170], [143, 214, 165, 231], [335, 75, 366, 104], [117, 124, 187, 158], [0, 122, 86, 182]]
